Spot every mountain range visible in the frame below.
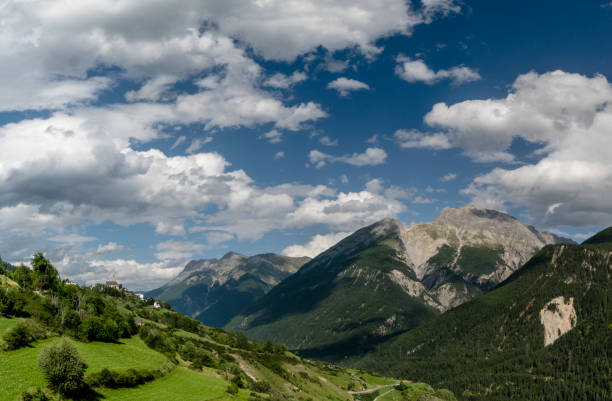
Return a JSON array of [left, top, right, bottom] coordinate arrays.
[[146, 252, 309, 327], [224, 205, 571, 359]]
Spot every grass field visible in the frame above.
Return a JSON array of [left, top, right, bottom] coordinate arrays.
[[0, 333, 168, 401], [0, 337, 53, 401], [0, 317, 20, 336], [98, 367, 236, 401], [74, 336, 168, 372]]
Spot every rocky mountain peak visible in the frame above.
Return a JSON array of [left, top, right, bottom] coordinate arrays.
[[434, 205, 518, 228]]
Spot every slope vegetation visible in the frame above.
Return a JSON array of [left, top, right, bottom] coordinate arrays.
[[354, 235, 612, 401]]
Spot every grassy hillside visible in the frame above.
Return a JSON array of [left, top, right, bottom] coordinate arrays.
[[0, 254, 453, 401], [353, 242, 612, 400]]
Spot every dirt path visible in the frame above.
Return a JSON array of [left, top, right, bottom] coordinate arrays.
[[348, 382, 399, 395]]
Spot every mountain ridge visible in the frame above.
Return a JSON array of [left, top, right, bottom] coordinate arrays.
[[146, 252, 310, 327], [226, 205, 572, 360]]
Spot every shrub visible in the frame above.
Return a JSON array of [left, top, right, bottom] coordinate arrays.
[[37, 339, 87, 395], [227, 382, 239, 395], [2, 320, 46, 350], [86, 367, 157, 388], [19, 387, 51, 401], [251, 380, 271, 393]]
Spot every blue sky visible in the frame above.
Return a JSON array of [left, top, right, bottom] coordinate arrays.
[[1, 0, 612, 290]]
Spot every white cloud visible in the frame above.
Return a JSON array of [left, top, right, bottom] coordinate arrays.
[[125, 75, 177, 102], [328, 77, 371, 96], [204, 231, 235, 247], [199, 0, 460, 61], [309, 147, 387, 168], [170, 135, 187, 150], [394, 129, 453, 149], [282, 232, 351, 258], [261, 130, 283, 144], [0, 2, 329, 132], [263, 71, 307, 89], [96, 242, 127, 255], [319, 136, 339, 146], [186, 137, 213, 154], [274, 151, 285, 159], [420, 70, 612, 227], [287, 190, 405, 230], [48, 234, 97, 244], [155, 240, 206, 261], [395, 55, 481, 85], [440, 173, 457, 182]]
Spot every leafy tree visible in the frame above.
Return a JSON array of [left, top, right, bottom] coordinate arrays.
[[12, 265, 33, 289], [31, 253, 60, 291], [37, 339, 87, 395]]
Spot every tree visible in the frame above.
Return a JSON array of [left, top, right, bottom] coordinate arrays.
[[31, 253, 60, 291], [37, 339, 87, 395]]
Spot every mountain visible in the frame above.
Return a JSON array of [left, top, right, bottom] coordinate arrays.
[[227, 206, 571, 360], [146, 252, 309, 327], [352, 229, 612, 400]]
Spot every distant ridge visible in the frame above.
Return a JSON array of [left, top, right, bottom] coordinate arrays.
[[146, 252, 309, 327]]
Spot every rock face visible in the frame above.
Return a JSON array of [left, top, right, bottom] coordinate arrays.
[[227, 205, 571, 360], [395, 205, 573, 310], [540, 296, 577, 346], [146, 252, 310, 327]]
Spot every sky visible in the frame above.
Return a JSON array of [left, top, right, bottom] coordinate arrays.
[[1, 0, 612, 290]]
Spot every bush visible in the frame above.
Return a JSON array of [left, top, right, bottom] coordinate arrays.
[[86, 367, 157, 388], [2, 320, 46, 350], [227, 382, 239, 395], [251, 380, 271, 393], [19, 387, 51, 401], [37, 339, 87, 395]]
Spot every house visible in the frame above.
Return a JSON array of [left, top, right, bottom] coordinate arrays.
[[153, 301, 161, 309]]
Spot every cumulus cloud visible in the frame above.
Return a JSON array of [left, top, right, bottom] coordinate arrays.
[[394, 129, 453, 149], [96, 242, 128, 255], [416, 70, 612, 227], [0, 1, 329, 132], [309, 147, 387, 168], [199, 0, 460, 61], [274, 151, 285, 159], [395, 55, 481, 85], [263, 71, 307, 89], [125, 75, 177, 102], [319, 136, 339, 146], [155, 240, 206, 260], [327, 77, 371, 96], [260, 130, 283, 144], [282, 232, 351, 258], [440, 173, 457, 182]]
